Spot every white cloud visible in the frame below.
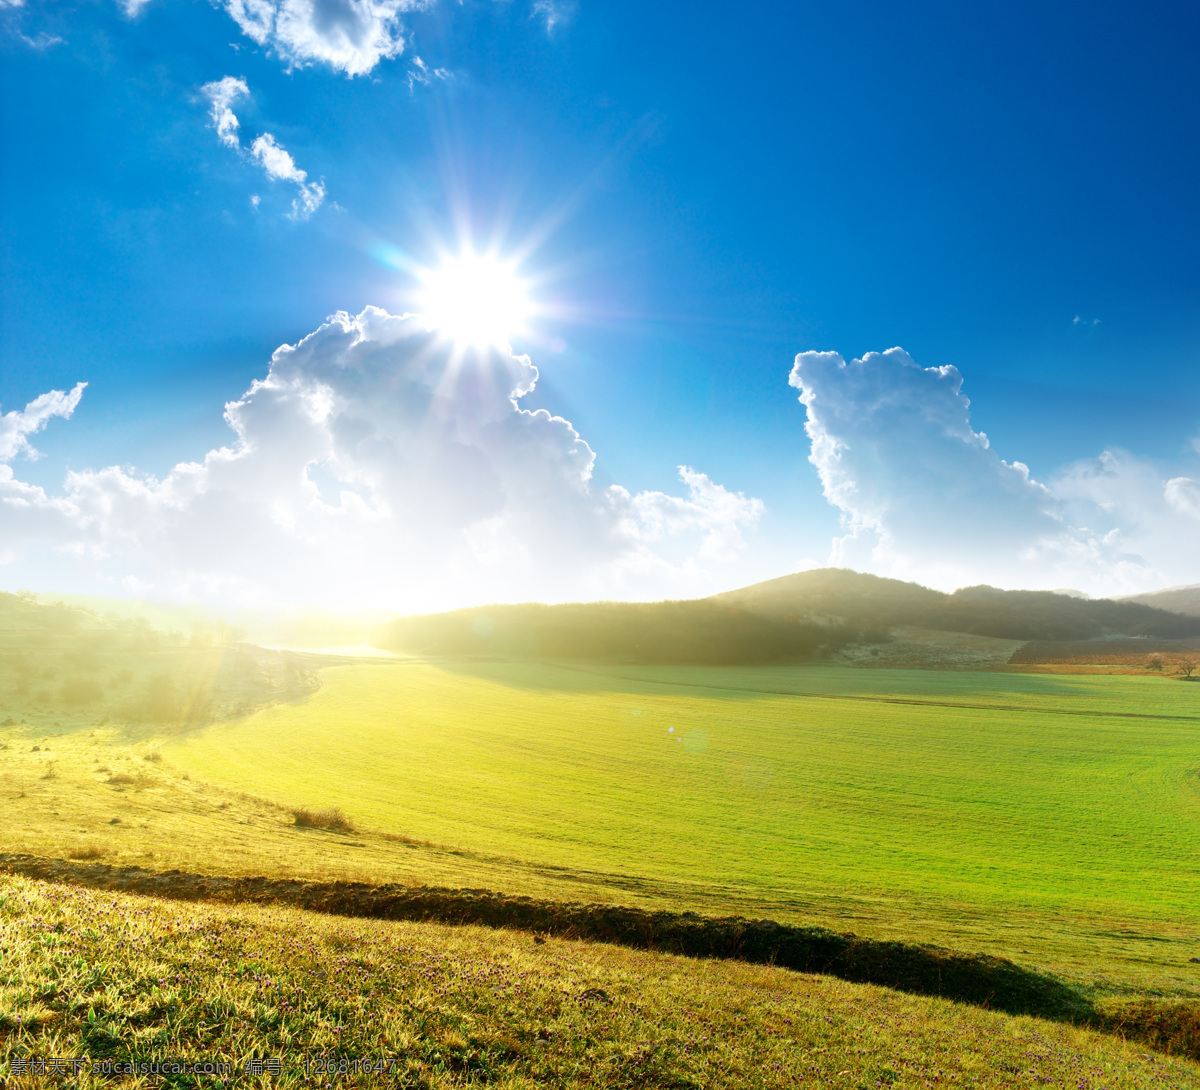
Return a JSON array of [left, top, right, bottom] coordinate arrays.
[[1165, 477, 1200, 520], [0, 385, 88, 566], [405, 55, 450, 92], [2, 310, 760, 609], [249, 133, 325, 218], [624, 468, 763, 563], [13, 27, 65, 49], [222, 0, 421, 77], [531, 0, 573, 33], [201, 76, 249, 149], [118, 0, 153, 15], [1, 383, 86, 463], [201, 79, 325, 218], [790, 347, 1198, 595]]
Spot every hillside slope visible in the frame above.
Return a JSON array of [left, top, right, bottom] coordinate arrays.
[[0, 591, 317, 730], [377, 598, 856, 664], [712, 568, 1200, 641], [1122, 584, 1200, 618], [376, 569, 1200, 664], [2, 875, 1196, 1087]]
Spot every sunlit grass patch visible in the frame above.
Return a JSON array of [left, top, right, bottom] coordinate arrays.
[[1, 875, 1196, 1089], [166, 660, 1200, 932]]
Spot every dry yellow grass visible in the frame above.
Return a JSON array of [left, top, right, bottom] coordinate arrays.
[[2, 875, 1197, 1088]]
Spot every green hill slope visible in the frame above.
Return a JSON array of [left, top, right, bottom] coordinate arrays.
[[0, 591, 317, 730], [713, 568, 1200, 640], [377, 598, 857, 664], [376, 568, 1200, 665]]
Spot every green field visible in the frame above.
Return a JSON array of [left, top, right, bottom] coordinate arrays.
[[162, 660, 1200, 989]]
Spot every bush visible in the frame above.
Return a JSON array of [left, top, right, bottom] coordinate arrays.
[[292, 807, 355, 833]]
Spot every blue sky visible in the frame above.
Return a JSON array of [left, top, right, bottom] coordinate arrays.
[[2, 0, 1198, 608]]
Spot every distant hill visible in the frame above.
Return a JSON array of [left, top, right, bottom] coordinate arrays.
[[24, 591, 391, 649], [712, 569, 1200, 641], [1119, 584, 1200, 619], [376, 599, 854, 665], [376, 569, 1200, 665], [0, 591, 316, 727]]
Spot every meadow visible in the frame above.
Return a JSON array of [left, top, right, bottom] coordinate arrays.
[[156, 660, 1200, 994], [5, 628, 1200, 1075], [2, 875, 1196, 1089]]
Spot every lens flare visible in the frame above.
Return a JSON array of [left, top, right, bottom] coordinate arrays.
[[417, 251, 532, 348]]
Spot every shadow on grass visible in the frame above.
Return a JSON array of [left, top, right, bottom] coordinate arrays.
[[1, 852, 1195, 1062]]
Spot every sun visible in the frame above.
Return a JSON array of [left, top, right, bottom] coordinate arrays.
[[417, 251, 532, 348]]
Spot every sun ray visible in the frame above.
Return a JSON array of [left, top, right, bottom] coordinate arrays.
[[416, 249, 533, 349]]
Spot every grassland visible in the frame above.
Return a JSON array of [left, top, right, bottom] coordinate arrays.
[[5, 625, 1200, 1073], [149, 660, 1200, 992], [2, 875, 1196, 1088]]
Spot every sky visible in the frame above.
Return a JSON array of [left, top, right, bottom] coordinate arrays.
[[1, 0, 1198, 611]]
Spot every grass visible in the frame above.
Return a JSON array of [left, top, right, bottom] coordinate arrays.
[[2, 874, 1197, 1088], [4, 656, 1200, 1065], [157, 662, 1200, 981], [291, 807, 355, 833]]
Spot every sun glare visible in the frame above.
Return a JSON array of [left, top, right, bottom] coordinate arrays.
[[417, 252, 532, 348]]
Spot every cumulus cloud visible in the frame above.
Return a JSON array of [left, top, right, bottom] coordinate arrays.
[[624, 469, 763, 563], [0, 385, 87, 566], [791, 347, 1199, 595], [2, 310, 760, 609], [222, 0, 420, 76], [201, 78, 325, 219], [1, 383, 86, 463]]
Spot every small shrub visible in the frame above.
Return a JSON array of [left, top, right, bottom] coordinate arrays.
[[68, 845, 105, 861], [41, 761, 57, 780], [106, 772, 140, 786], [292, 807, 355, 833], [143, 751, 162, 763]]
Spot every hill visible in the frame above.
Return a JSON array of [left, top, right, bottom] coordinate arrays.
[[376, 598, 856, 664], [376, 568, 1200, 664], [1122, 583, 1200, 618], [713, 568, 1200, 640], [25, 589, 391, 649], [0, 590, 317, 729]]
